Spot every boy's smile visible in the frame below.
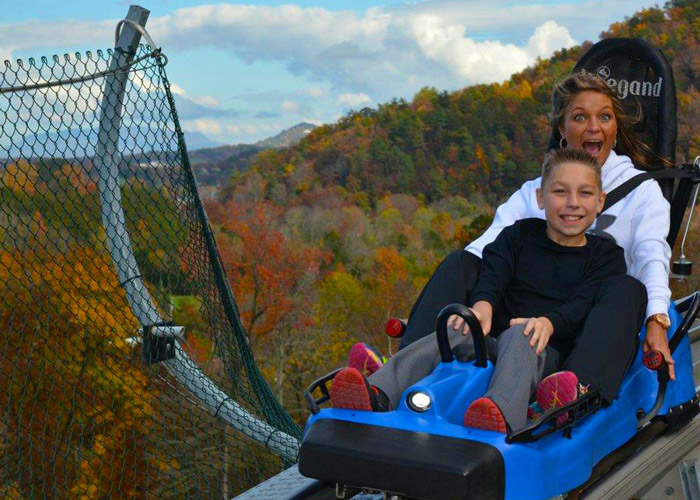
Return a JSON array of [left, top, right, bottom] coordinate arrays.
[[536, 161, 606, 247]]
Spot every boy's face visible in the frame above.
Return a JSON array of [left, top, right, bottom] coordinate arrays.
[[536, 161, 606, 246]]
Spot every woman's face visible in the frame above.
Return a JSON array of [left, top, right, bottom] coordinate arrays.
[[559, 91, 618, 166]]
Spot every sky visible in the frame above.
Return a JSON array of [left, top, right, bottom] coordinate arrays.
[[0, 0, 664, 146]]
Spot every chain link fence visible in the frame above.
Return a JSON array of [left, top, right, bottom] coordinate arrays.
[[0, 41, 300, 499]]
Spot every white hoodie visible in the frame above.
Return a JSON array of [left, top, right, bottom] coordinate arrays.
[[466, 150, 671, 319]]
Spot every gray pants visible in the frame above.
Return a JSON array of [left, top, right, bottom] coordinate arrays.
[[369, 324, 561, 430]]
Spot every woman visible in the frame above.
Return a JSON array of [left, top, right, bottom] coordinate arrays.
[[395, 72, 674, 404]]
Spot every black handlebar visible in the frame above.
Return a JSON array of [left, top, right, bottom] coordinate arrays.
[[436, 304, 487, 367], [638, 349, 670, 428]]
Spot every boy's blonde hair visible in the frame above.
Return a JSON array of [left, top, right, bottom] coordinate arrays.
[[541, 149, 602, 189]]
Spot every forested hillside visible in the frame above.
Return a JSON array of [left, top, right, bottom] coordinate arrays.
[[210, 0, 700, 422]]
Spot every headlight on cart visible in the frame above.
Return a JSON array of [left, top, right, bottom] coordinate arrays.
[[407, 391, 432, 412]]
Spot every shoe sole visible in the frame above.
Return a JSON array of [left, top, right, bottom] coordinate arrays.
[[463, 397, 507, 433], [537, 371, 579, 425], [331, 367, 375, 411]]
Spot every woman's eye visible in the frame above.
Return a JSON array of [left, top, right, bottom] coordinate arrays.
[[600, 114, 612, 122], [573, 114, 585, 122]]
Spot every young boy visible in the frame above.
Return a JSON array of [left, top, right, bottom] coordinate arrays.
[[330, 148, 630, 433]]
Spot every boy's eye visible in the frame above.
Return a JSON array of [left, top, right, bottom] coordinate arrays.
[[581, 191, 593, 196], [553, 189, 566, 194]]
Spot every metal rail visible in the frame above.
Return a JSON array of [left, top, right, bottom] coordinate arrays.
[[580, 416, 700, 499]]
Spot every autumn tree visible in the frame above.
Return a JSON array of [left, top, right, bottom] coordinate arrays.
[[0, 248, 172, 499]]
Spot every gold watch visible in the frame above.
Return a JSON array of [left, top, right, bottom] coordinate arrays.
[[646, 313, 671, 330]]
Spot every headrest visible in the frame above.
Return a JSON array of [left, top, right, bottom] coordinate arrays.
[[548, 38, 677, 168]]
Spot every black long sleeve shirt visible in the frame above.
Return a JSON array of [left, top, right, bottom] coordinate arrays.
[[470, 218, 627, 356]]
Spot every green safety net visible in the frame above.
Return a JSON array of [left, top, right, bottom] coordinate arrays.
[[0, 44, 300, 499]]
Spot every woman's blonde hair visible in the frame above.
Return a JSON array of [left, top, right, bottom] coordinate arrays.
[[550, 72, 670, 171]]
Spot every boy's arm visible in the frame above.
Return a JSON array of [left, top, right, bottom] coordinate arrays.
[[545, 241, 627, 340], [450, 223, 521, 336], [470, 222, 521, 311]]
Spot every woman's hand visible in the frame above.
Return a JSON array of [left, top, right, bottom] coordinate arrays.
[[643, 322, 675, 380], [510, 316, 554, 355], [448, 301, 492, 336]]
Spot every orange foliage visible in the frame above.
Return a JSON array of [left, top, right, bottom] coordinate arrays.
[[214, 199, 329, 341]]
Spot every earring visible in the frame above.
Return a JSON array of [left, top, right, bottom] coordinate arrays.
[[559, 137, 567, 149], [612, 138, 617, 149]]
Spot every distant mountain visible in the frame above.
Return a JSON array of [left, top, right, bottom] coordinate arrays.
[[2, 122, 318, 193], [3, 127, 222, 160], [184, 132, 225, 151], [188, 123, 319, 188], [254, 122, 316, 149], [188, 144, 263, 187]]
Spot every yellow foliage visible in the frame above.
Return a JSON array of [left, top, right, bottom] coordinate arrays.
[[518, 80, 533, 100], [0, 247, 166, 498]]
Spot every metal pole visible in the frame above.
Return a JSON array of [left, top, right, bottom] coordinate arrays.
[[95, 5, 160, 325]]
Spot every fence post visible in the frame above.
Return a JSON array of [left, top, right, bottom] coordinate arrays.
[[95, 5, 160, 325]]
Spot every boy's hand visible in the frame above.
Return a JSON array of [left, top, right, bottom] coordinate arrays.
[[448, 301, 492, 336], [510, 316, 554, 355]]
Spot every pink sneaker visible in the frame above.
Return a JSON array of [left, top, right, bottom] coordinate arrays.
[[536, 371, 579, 425], [463, 397, 508, 434], [348, 342, 385, 377]]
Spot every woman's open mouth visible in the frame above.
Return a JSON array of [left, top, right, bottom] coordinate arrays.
[[582, 141, 603, 155]]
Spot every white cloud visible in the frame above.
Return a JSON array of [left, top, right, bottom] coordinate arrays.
[[281, 99, 299, 112], [527, 20, 577, 59], [138, 1, 589, 99], [0, 47, 13, 63], [182, 118, 222, 135], [191, 94, 220, 108], [226, 123, 278, 136], [169, 83, 186, 96], [0, 19, 111, 62], [303, 86, 330, 98], [168, 82, 220, 108], [337, 93, 372, 108], [407, 15, 527, 83]]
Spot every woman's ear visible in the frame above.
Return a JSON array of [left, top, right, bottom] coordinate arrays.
[[536, 187, 545, 210]]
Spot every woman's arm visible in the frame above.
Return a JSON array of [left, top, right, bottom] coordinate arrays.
[[628, 180, 672, 318], [628, 180, 674, 378]]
